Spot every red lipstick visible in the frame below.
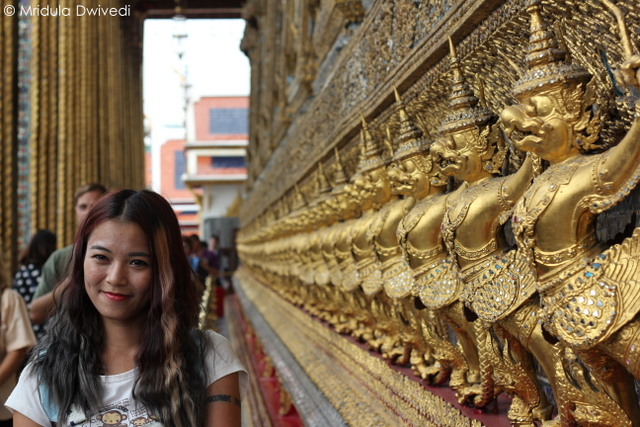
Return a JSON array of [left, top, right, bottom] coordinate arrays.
[[103, 292, 130, 302]]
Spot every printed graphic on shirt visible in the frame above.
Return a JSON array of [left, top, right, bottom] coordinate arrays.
[[98, 409, 127, 427], [75, 398, 163, 427], [130, 415, 155, 425]]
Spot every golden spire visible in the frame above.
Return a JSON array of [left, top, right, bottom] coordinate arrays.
[[356, 114, 389, 174], [293, 183, 306, 210], [446, 37, 479, 112], [383, 125, 395, 158], [440, 36, 495, 135], [316, 162, 331, 194], [392, 87, 428, 162], [512, 0, 591, 99], [333, 147, 348, 186]]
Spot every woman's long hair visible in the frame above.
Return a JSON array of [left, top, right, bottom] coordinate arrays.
[[32, 189, 210, 426], [18, 229, 56, 268]]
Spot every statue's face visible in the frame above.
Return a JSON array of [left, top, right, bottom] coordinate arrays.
[[351, 173, 374, 210], [389, 156, 429, 199], [502, 93, 573, 161], [368, 167, 392, 205], [431, 133, 483, 182], [452, 131, 487, 182], [387, 162, 409, 195], [319, 198, 337, 225], [403, 156, 430, 199], [329, 187, 360, 220]]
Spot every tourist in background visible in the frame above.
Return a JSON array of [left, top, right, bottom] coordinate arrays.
[[208, 235, 224, 286], [183, 235, 206, 298], [12, 230, 56, 340], [0, 253, 37, 426], [29, 184, 107, 326], [189, 234, 220, 285]]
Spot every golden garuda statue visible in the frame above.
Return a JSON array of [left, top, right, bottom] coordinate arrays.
[[501, 0, 640, 424], [431, 33, 556, 425]]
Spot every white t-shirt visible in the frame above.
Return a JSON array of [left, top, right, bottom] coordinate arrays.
[[6, 330, 247, 426]]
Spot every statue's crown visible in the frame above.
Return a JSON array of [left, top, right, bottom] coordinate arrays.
[[512, 0, 591, 98], [357, 115, 391, 174], [392, 87, 430, 162], [440, 37, 495, 134], [291, 183, 306, 210], [332, 147, 348, 186], [316, 162, 331, 194]]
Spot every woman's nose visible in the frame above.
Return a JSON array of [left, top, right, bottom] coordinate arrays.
[[106, 263, 127, 285]]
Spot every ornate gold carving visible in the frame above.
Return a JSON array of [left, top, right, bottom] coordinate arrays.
[[237, 268, 485, 427], [238, 0, 640, 423], [334, 0, 364, 24], [502, 0, 640, 423]]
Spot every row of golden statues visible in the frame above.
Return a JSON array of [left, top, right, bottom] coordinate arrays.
[[238, 1, 640, 425]]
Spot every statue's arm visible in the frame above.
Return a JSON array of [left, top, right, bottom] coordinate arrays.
[[596, 55, 640, 195], [501, 153, 534, 208]]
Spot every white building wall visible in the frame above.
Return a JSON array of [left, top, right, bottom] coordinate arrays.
[[201, 182, 243, 219]]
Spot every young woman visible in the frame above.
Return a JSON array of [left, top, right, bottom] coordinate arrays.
[[7, 190, 247, 427], [13, 229, 57, 340]]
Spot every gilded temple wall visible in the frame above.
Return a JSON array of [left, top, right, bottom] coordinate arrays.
[[238, 0, 640, 425], [1, 0, 20, 270], [0, 0, 145, 269], [240, 0, 638, 226]]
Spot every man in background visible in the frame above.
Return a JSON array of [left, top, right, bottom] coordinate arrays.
[[30, 183, 108, 325]]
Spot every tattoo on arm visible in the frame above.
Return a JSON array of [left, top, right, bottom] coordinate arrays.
[[207, 394, 241, 407]]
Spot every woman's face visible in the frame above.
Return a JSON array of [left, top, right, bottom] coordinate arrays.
[[84, 220, 153, 327]]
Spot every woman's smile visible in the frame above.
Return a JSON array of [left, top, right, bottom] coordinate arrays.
[[102, 291, 131, 302]]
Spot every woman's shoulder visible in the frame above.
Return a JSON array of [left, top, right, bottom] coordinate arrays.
[[202, 329, 227, 344], [191, 329, 243, 369], [199, 330, 234, 358], [195, 330, 240, 366], [197, 330, 248, 395]]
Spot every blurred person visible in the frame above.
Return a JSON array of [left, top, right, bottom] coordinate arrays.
[[188, 235, 220, 285], [183, 236, 206, 298], [202, 236, 227, 318], [12, 230, 56, 340], [0, 253, 37, 426], [29, 184, 108, 325], [208, 235, 223, 281], [182, 235, 193, 259], [208, 235, 220, 256]]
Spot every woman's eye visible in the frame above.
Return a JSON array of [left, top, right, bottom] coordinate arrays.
[[131, 259, 149, 267], [92, 254, 108, 261]]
